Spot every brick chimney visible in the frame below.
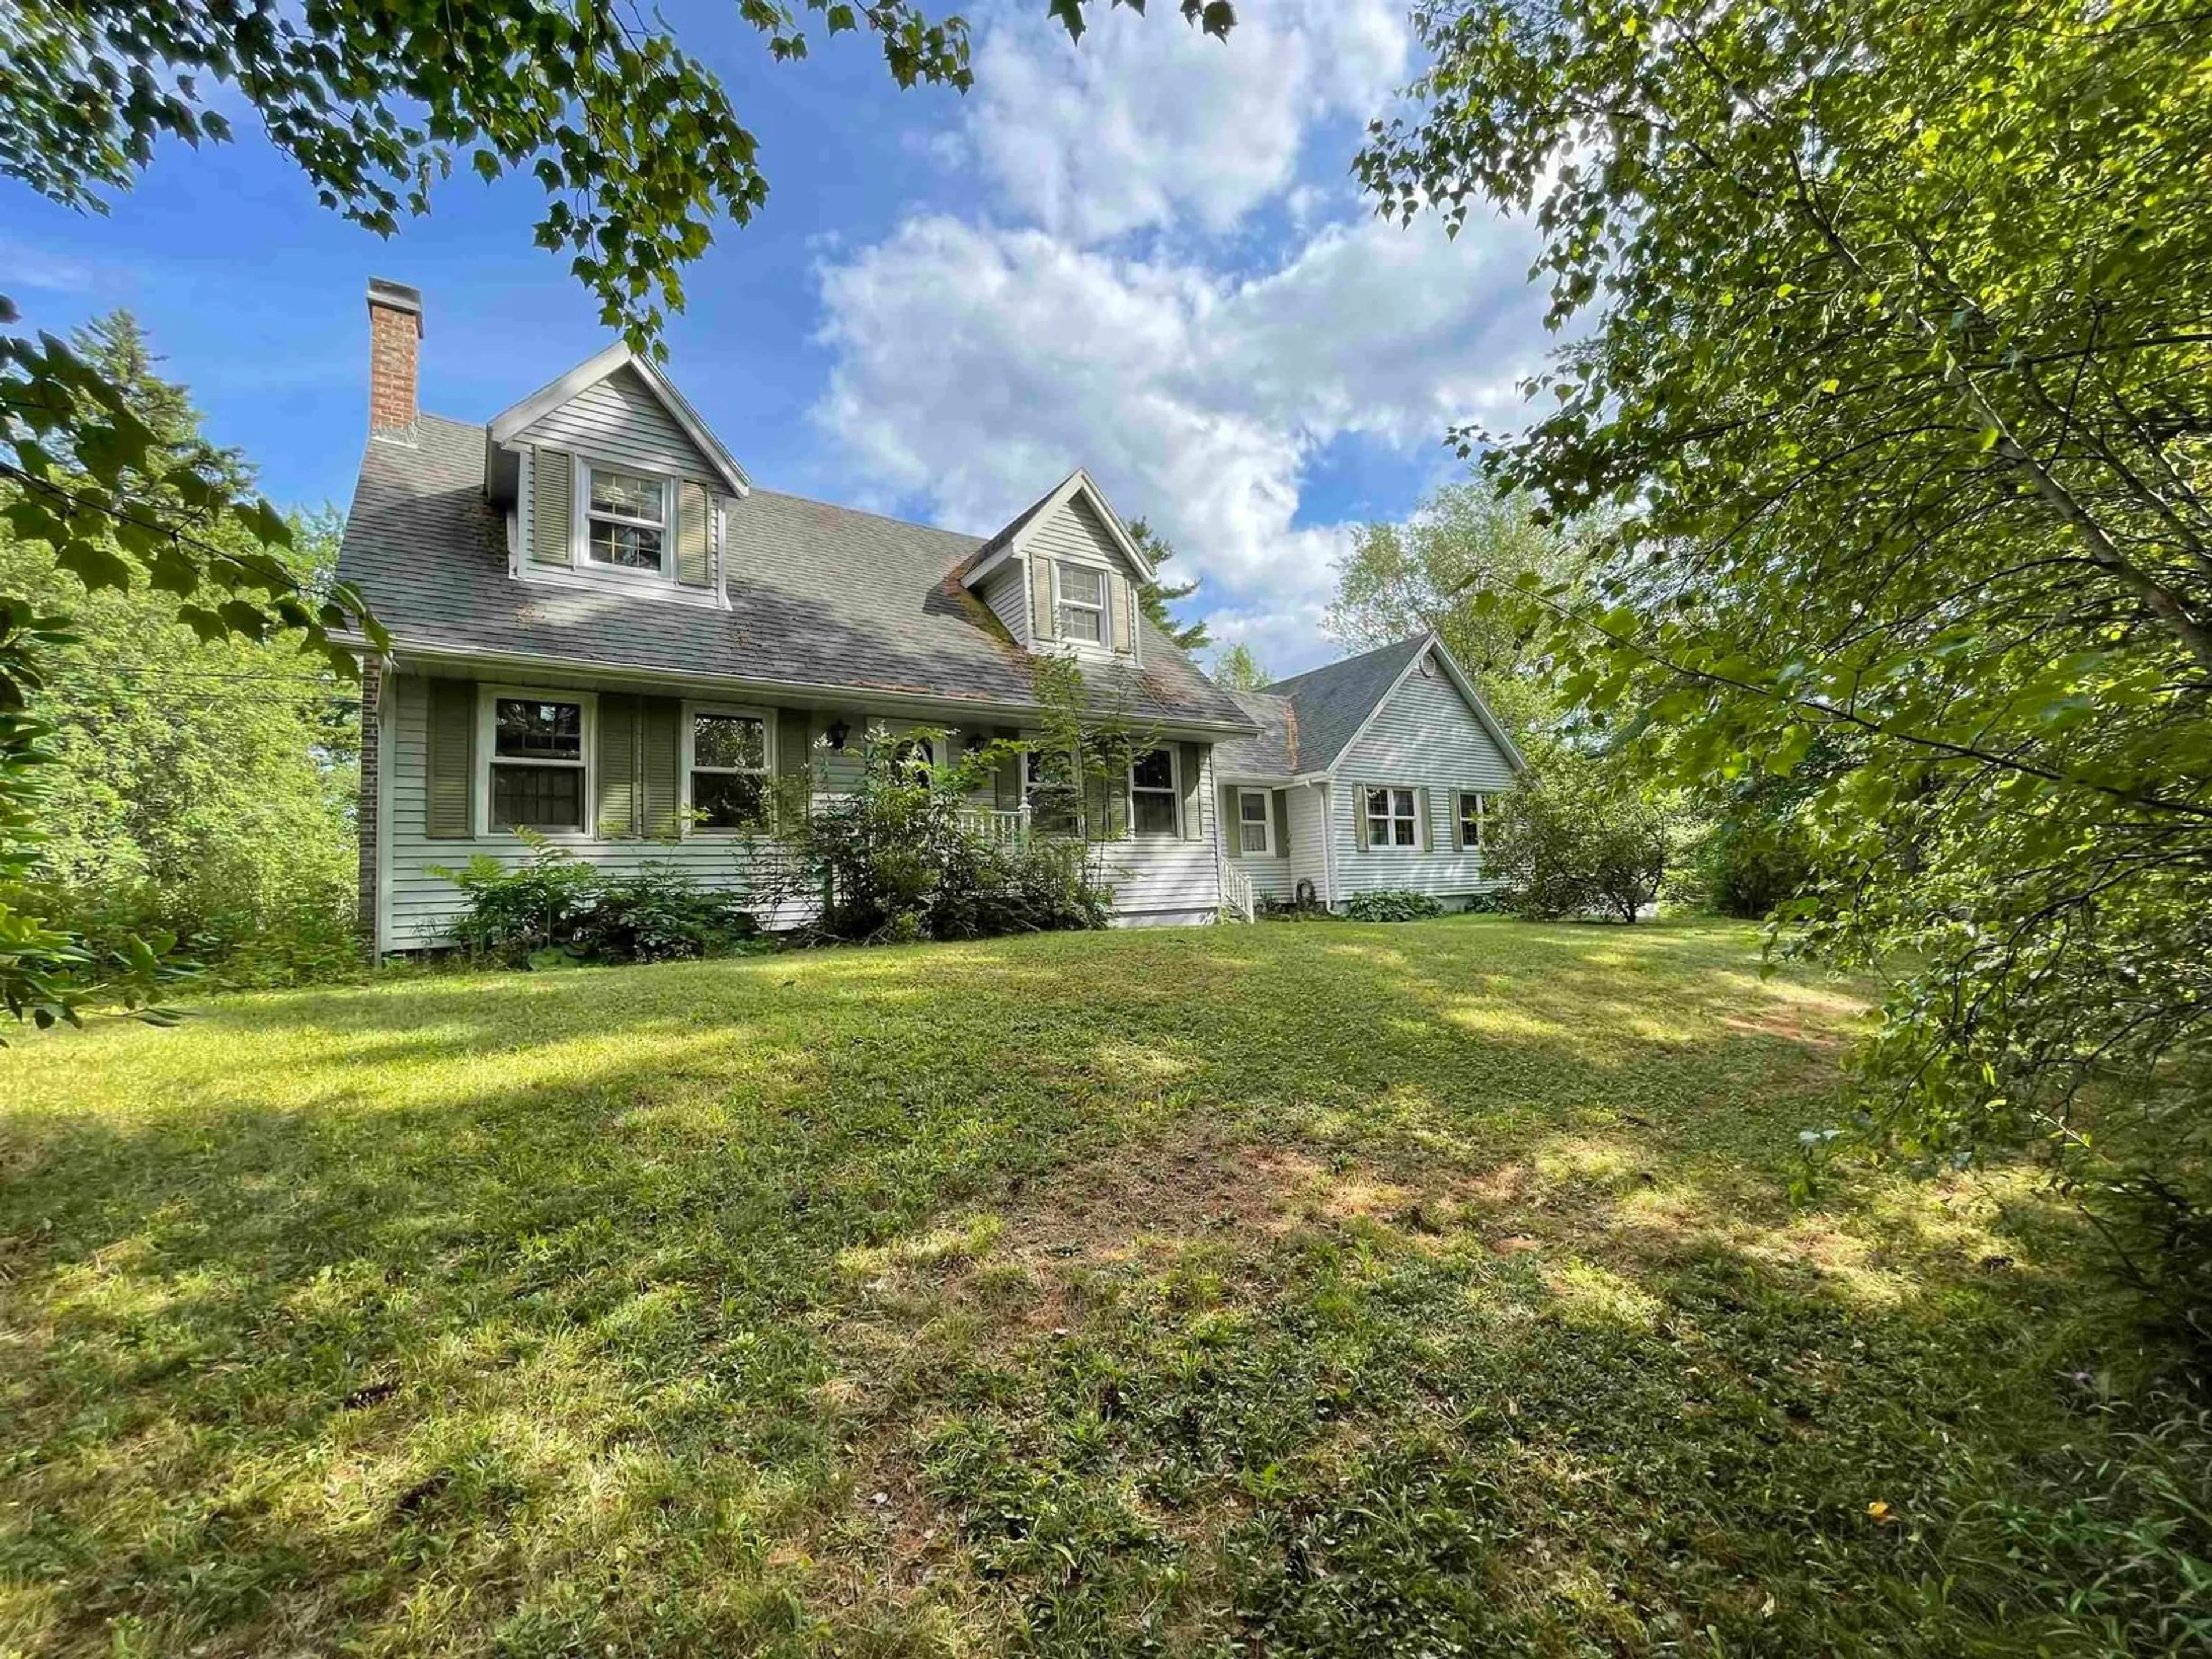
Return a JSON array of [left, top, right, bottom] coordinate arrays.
[[366, 276, 422, 440]]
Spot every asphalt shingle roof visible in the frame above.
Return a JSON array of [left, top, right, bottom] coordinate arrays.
[[1209, 634, 1430, 778], [337, 414, 1252, 731], [1212, 690, 1296, 777]]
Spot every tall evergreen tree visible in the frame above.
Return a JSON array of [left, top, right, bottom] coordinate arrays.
[[1129, 519, 1211, 652]]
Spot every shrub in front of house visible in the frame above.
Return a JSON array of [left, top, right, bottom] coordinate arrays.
[[1343, 888, 1446, 922], [432, 842, 759, 967], [767, 732, 1113, 946], [1488, 757, 1674, 924]]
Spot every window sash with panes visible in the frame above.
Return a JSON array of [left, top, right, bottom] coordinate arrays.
[[690, 710, 768, 831], [1459, 790, 1487, 850], [584, 465, 668, 573], [491, 697, 586, 831], [1056, 563, 1107, 645], [1237, 789, 1271, 853], [1025, 749, 1080, 836], [1365, 786, 1418, 849], [1130, 748, 1177, 836]]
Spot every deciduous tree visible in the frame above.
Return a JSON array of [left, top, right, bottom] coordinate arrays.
[[1360, 0, 2212, 1323]]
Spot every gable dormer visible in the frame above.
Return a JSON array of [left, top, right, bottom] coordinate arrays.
[[963, 469, 1157, 664], [484, 344, 749, 609]]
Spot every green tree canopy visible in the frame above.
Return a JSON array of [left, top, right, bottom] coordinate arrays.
[[1212, 641, 1270, 691], [1325, 481, 1585, 741], [1359, 0, 2212, 1317]]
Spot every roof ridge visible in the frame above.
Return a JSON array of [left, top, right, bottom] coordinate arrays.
[[1266, 631, 1426, 695]]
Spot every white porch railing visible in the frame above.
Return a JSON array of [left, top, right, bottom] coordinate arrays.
[[958, 807, 1031, 846], [1220, 861, 1256, 922]]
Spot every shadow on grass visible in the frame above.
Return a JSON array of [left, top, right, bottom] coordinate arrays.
[[0, 920, 2141, 1656]]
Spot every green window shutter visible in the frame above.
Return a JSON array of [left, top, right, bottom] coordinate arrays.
[[425, 679, 476, 839], [596, 693, 639, 838], [1353, 783, 1371, 852], [676, 481, 711, 587], [993, 726, 1023, 810], [1083, 768, 1127, 842], [1218, 783, 1241, 859], [531, 448, 572, 567], [1416, 786, 1433, 851], [777, 707, 812, 832], [1178, 741, 1205, 840], [639, 697, 681, 838], [1272, 788, 1291, 858], [1029, 557, 1055, 644]]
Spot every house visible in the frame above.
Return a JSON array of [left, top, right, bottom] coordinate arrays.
[[1210, 635, 1527, 915], [336, 278, 1525, 952]]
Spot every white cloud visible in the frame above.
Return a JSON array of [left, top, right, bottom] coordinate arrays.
[[815, 210, 1546, 667], [809, 0, 1553, 675], [963, 0, 1410, 245]]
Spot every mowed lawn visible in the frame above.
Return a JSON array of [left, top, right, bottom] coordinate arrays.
[[0, 919, 2199, 1656]]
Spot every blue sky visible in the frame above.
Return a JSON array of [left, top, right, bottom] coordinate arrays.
[[1, 0, 1549, 676]]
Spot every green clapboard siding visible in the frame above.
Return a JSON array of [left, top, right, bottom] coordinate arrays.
[[531, 448, 572, 567], [426, 679, 476, 839], [777, 708, 812, 831], [639, 698, 681, 838], [676, 482, 711, 587], [596, 692, 639, 837]]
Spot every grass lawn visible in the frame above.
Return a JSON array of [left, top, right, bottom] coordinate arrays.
[[2, 918, 2204, 1656]]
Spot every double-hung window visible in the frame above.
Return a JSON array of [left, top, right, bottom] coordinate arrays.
[[1130, 749, 1178, 836], [1237, 789, 1272, 854], [491, 696, 588, 831], [1458, 790, 1488, 850], [584, 464, 668, 573], [1365, 786, 1418, 849], [1056, 563, 1108, 646], [1025, 749, 1079, 835], [688, 707, 769, 831]]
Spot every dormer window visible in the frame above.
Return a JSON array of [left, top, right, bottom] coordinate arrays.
[[1056, 563, 1108, 646], [585, 465, 669, 574]]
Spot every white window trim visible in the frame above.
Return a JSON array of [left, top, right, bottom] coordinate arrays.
[[1363, 783, 1421, 852], [680, 700, 775, 836], [478, 684, 597, 840], [1128, 745, 1180, 839], [1236, 786, 1274, 855], [1050, 558, 1114, 657], [513, 445, 729, 611], [574, 457, 677, 586], [1459, 789, 1488, 851]]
